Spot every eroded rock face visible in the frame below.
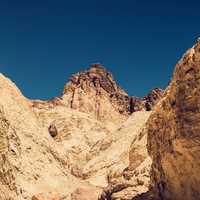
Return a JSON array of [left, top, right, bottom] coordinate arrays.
[[62, 64, 163, 124], [144, 88, 164, 111], [0, 72, 153, 200], [0, 64, 163, 200], [62, 64, 131, 124], [32, 192, 60, 200], [71, 186, 101, 200], [0, 108, 18, 200], [98, 113, 152, 200], [147, 39, 200, 200], [30, 64, 163, 128]]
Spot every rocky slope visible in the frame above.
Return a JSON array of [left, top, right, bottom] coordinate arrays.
[[31, 64, 163, 126], [0, 64, 163, 200], [99, 119, 152, 200], [118, 38, 200, 200], [145, 39, 200, 200], [0, 73, 90, 200], [4, 39, 200, 200], [99, 39, 200, 200]]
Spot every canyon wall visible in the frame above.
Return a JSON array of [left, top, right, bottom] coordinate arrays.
[[147, 39, 200, 200]]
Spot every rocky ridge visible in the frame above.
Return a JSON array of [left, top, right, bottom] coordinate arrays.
[[98, 39, 200, 200], [145, 39, 200, 200], [2, 37, 199, 200], [0, 37, 200, 200], [2, 38, 199, 200], [31, 64, 163, 126], [0, 64, 163, 200]]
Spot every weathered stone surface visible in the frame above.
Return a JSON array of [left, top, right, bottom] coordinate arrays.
[[71, 186, 101, 200], [0, 73, 87, 199], [32, 192, 60, 200], [31, 97, 64, 109], [143, 88, 164, 111], [30, 64, 163, 129], [0, 64, 163, 200], [62, 64, 131, 125], [0, 108, 18, 200], [61, 64, 163, 125], [0, 71, 152, 200], [98, 113, 152, 200], [146, 39, 200, 200]]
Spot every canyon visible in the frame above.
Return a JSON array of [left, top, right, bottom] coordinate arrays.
[[0, 39, 200, 200]]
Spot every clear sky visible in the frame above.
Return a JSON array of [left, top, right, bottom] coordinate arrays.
[[0, 0, 200, 99]]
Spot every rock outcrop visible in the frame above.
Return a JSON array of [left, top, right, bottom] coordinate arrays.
[[99, 124, 152, 200], [71, 186, 101, 200], [0, 108, 19, 200], [146, 39, 200, 200], [0, 73, 88, 200], [62, 64, 130, 124], [61, 64, 163, 125], [0, 63, 163, 200], [143, 88, 164, 111], [32, 192, 61, 200], [31, 64, 163, 127]]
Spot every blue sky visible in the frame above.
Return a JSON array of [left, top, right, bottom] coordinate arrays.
[[0, 0, 200, 99]]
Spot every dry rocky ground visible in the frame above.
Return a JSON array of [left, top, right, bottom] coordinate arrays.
[[1, 39, 200, 200]]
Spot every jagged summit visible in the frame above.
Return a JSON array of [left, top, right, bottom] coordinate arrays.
[[61, 64, 164, 124], [89, 63, 107, 70], [31, 64, 163, 125], [1, 40, 200, 200], [64, 63, 125, 96], [61, 64, 130, 124], [145, 37, 200, 200]]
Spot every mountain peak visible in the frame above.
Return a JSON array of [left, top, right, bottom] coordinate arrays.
[[64, 63, 124, 96], [89, 63, 105, 70], [61, 64, 164, 123]]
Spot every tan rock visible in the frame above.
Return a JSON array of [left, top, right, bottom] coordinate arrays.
[[71, 186, 101, 200], [61, 64, 163, 125], [32, 192, 60, 200], [0, 73, 85, 199], [98, 113, 152, 200], [146, 39, 200, 200], [0, 64, 162, 200]]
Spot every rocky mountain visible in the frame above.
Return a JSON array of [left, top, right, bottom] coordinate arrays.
[[97, 39, 200, 200], [31, 64, 163, 126], [145, 39, 200, 200], [0, 64, 163, 200], [2, 37, 200, 200]]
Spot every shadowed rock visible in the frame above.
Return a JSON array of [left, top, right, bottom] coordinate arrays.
[[146, 39, 200, 200]]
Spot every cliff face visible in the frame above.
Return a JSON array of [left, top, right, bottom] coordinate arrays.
[[1, 40, 198, 200], [62, 64, 163, 124], [62, 64, 131, 124], [0, 63, 163, 200], [146, 39, 200, 200], [143, 88, 164, 111]]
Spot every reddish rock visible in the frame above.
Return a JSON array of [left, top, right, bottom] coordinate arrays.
[[32, 192, 60, 200], [62, 64, 164, 123], [30, 64, 163, 125], [143, 88, 164, 111], [147, 39, 200, 200]]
